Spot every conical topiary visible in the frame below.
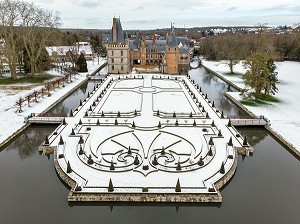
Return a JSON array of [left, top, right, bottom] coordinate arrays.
[[202, 107, 205, 113], [114, 119, 118, 125], [69, 109, 73, 117], [176, 162, 181, 171], [132, 121, 136, 128], [243, 136, 248, 146], [152, 155, 158, 165], [44, 135, 49, 146], [92, 101, 96, 107], [59, 135, 64, 145], [85, 111, 88, 116], [212, 101, 215, 107], [220, 162, 225, 174], [158, 121, 161, 128], [79, 119, 82, 125], [221, 111, 224, 118], [193, 119, 196, 126], [199, 102, 202, 107], [87, 92, 90, 98], [157, 110, 160, 116], [175, 120, 179, 126], [218, 130, 223, 137], [101, 111, 105, 117], [62, 118, 67, 125], [70, 128, 75, 135], [88, 154, 93, 165], [96, 119, 100, 125], [78, 135, 84, 144], [206, 112, 209, 118], [127, 146, 132, 155], [212, 120, 215, 127], [205, 93, 208, 99], [67, 161, 72, 173], [79, 145, 84, 155], [110, 161, 115, 170], [208, 146, 213, 156], [161, 147, 165, 155], [79, 99, 82, 106], [198, 156, 204, 166], [117, 111, 121, 117], [208, 137, 214, 145], [134, 109, 137, 116], [175, 179, 181, 192], [228, 119, 232, 127], [134, 155, 139, 165], [108, 178, 114, 192], [89, 106, 92, 111], [228, 137, 233, 146], [189, 112, 193, 117], [173, 111, 176, 118]]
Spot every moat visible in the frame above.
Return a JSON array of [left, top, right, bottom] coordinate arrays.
[[0, 67, 299, 223]]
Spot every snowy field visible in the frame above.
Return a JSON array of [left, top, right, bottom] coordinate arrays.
[[202, 60, 300, 152], [0, 58, 107, 146]]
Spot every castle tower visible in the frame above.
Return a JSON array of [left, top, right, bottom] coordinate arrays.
[[165, 24, 179, 75], [107, 17, 130, 74]]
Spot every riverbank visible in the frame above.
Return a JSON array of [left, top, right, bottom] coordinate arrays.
[[202, 60, 300, 153], [0, 59, 107, 149]]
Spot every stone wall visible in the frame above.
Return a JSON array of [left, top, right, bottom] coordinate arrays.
[[68, 192, 222, 203]]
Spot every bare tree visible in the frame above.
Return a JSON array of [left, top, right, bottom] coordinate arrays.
[[20, 2, 61, 76], [0, 0, 24, 80], [0, 0, 61, 79]]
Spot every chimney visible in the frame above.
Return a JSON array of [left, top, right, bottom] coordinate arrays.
[[112, 17, 117, 44]]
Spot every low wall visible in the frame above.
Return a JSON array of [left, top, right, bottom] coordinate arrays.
[[201, 64, 243, 92], [68, 192, 222, 203]]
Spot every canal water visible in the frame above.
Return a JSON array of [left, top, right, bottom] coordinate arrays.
[[0, 69, 299, 224]]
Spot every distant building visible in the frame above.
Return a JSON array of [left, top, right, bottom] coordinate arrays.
[[46, 42, 93, 62], [107, 18, 190, 75]]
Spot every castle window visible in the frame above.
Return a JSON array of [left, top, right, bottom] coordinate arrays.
[[121, 65, 124, 71], [121, 50, 123, 56], [112, 58, 114, 63], [112, 51, 114, 56], [112, 65, 114, 70], [121, 58, 123, 63]]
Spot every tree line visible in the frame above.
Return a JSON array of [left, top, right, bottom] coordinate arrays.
[[0, 0, 61, 80], [199, 28, 299, 100]]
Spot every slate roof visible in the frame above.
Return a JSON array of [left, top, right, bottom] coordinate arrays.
[[108, 18, 126, 45]]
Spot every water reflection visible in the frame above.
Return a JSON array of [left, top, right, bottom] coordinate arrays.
[[237, 127, 269, 147], [3, 125, 57, 159], [189, 67, 249, 117], [47, 81, 98, 115]]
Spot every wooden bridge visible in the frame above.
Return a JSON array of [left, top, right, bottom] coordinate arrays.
[[25, 113, 65, 124], [228, 116, 269, 127]]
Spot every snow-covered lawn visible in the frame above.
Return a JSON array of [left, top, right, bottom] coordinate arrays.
[[203, 60, 300, 152], [0, 58, 107, 146]]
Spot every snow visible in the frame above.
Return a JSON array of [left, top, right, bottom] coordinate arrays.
[[0, 58, 107, 146], [50, 74, 247, 195], [203, 60, 300, 151]]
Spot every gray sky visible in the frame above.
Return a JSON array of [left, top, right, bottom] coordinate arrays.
[[25, 0, 300, 29]]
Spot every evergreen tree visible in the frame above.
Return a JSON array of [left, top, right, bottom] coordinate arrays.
[[76, 53, 88, 72], [243, 53, 278, 99]]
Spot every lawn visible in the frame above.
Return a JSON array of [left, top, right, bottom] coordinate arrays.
[[0, 74, 58, 85]]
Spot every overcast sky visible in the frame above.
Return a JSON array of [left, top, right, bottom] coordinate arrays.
[[24, 0, 300, 29]]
